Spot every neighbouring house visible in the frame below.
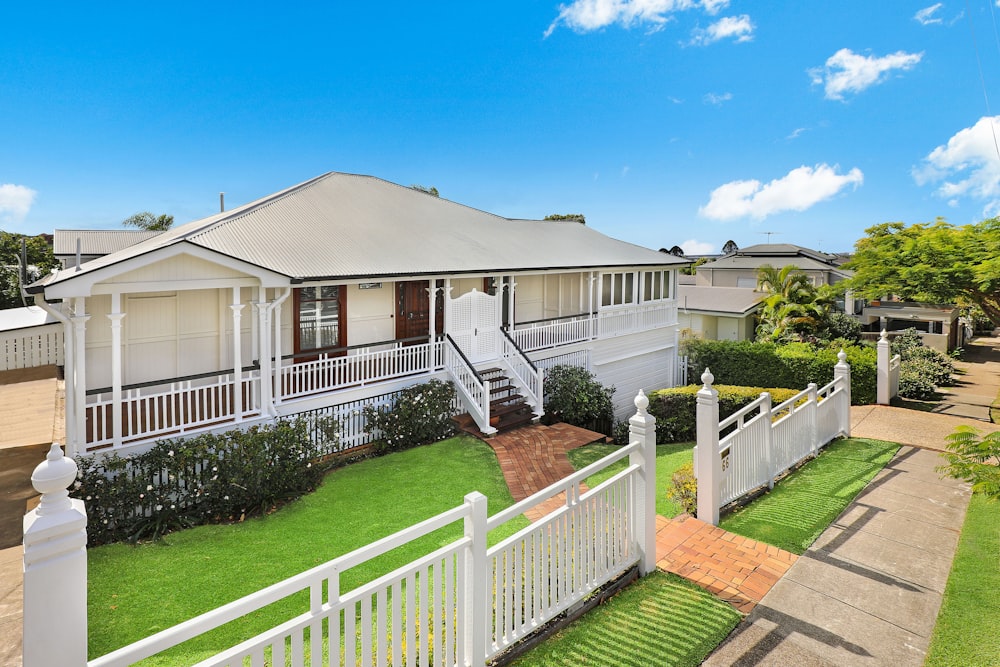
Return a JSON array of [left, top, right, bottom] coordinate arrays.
[[53, 229, 164, 269], [676, 275, 762, 342], [693, 243, 852, 289], [859, 300, 963, 353], [29, 172, 686, 456]]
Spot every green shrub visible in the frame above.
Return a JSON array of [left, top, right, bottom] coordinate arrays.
[[363, 379, 456, 453], [938, 426, 1000, 499], [666, 463, 698, 515], [684, 339, 876, 405], [821, 312, 863, 343], [889, 327, 955, 398], [73, 419, 325, 545], [646, 384, 801, 443], [543, 365, 615, 428], [898, 359, 940, 400]]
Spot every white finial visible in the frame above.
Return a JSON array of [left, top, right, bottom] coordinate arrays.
[[634, 389, 649, 414], [701, 368, 715, 388], [30, 443, 79, 516], [880, 329, 888, 341], [838, 349, 847, 363]]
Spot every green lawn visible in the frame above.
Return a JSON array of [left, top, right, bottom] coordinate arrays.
[[87, 435, 528, 665], [719, 438, 899, 554], [510, 571, 741, 667], [925, 492, 1000, 666], [568, 442, 695, 518]]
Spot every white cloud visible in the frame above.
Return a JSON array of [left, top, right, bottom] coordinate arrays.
[[914, 116, 1000, 212], [680, 239, 715, 254], [689, 14, 754, 45], [787, 127, 807, 140], [700, 0, 729, 15], [699, 164, 864, 221], [703, 91, 733, 105], [914, 4, 943, 25], [545, 0, 699, 37], [0, 184, 38, 223], [809, 48, 923, 100]]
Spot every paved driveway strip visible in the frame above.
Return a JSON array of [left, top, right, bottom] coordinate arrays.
[[703, 446, 970, 667]]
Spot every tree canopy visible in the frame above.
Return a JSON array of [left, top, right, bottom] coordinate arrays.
[[845, 219, 1000, 325], [543, 213, 586, 224], [0, 231, 58, 309], [122, 211, 174, 231], [721, 239, 739, 254]]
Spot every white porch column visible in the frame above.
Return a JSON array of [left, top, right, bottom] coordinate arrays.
[[70, 298, 89, 458], [427, 280, 437, 344], [270, 288, 290, 407], [22, 444, 88, 667], [506, 277, 516, 329], [250, 287, 260, 370], [256, 295, 272, 416], [108, 292, 125, 449], [231, 287, 244, 423], [443, 279, 453, 335]]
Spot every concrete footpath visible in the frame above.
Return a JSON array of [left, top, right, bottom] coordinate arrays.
[[704, 445, 971, 666]]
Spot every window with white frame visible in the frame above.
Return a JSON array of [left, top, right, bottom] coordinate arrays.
[[601, 272, 635, 307], [642, 270, 670, 301]]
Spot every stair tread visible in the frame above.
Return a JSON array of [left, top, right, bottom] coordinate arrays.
[[492, 402, 529, 417], [490, 394, 523, 408]]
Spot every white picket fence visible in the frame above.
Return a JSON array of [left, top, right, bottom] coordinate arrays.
[[0, 322, 63, 370], [22, 394, 658, 667], [876, 330, 901, 404], [694, 352, 852, 525]]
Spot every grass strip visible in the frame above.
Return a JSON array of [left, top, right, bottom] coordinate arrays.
[[719, 437, 899, 554], [568, 442, 695, 518], [925, 492, 1000, 666], [510, 571, 741, 667], [87, 435, 527, 665]]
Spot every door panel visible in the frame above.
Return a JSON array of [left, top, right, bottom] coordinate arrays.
[[447, 289, 500, 363], [396, 281, 444, 342]]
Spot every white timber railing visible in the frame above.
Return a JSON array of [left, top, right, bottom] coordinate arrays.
[[22, 393, 658, 667], [0, 322, 63, 370], [598, 301, 677, 339], [695, 351, 852, 525], [498, 329, 543, 417], [443, 334, 493, 434], [277, 338, 441, 401], [876, 329, 901, 405], [85, 369, 260, 449], [513, 314, 595, 352]]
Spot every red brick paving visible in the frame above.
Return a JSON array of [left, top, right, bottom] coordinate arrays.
[[486, 424, 795, 613], [654, 513, 797, 614]]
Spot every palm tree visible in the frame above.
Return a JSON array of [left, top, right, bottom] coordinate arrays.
[[122, 212, 173, 231], [755, 264, 827, 342]]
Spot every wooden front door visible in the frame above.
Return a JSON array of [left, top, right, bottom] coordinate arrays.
[[396, 281, 443, 341]]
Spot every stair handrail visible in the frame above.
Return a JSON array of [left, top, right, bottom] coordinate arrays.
[[499, 328, 544, 417], [443, 334, 493, 433]]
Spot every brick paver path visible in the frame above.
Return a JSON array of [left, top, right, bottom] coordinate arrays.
[[655, 513, 797, 614]]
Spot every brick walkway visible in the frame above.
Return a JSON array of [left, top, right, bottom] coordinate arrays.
[[486, 423, 795, 612], [655, 514, 797, 614]]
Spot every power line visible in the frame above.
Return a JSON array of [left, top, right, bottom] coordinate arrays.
[[966, 0, 1000, 164]]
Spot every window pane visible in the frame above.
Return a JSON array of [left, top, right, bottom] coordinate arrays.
[[623, 273, 634, 304], [613, 274, 623, 305], [298, 286, 340, 350], [602, 274, 612, 307], [643, 272, 653, 301]]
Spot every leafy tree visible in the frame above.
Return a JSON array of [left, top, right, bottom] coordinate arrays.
[[544, 213, 586, 224], [722, 239, 739, 254], [0, 231, 58, 309], [410, 185, 439, 197], [845, 219, 1000, 326], [755, 264, 830, 342], [122, 211, 173, 231], [661, 245, 685, 257], [680, 256, 710, 275]]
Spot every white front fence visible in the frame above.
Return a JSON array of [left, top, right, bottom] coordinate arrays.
[[695, 352, 852, 525], [22, 394, 658, 667], [0, 323, 63, 370], [876, 330, 901, 405]]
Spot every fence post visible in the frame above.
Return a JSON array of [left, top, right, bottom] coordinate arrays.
[[760, 392, 775, 489], [696, 369, 721, 526], [22, 443, 88, 667], [807, 383, 818, 455], [628, 390, 657, 575], [834, 349, 852, 437], [877, 330, 890, 405], [464, 491, 488, 667]]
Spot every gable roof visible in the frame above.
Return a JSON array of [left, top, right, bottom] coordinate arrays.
[[53, 229, 165, 257], [33, 172, 684, 292], [701, 243, 850, 274]]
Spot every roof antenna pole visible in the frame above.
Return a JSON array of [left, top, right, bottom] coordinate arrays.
[[220, 192, 225, 213]]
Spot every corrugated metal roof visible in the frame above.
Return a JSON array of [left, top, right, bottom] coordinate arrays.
[[0, 306, 59, 332], [53, 229, 165, 256], [38, 172, 686, 289]]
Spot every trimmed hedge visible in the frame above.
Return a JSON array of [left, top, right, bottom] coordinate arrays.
[[73, 419, 325, 545], [685, 339, 876, 405], [647, 384, 801, 443]]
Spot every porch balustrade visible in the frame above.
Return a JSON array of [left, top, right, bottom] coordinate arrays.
[[512, 300, 677, 352], [597, 301, 678, 338]]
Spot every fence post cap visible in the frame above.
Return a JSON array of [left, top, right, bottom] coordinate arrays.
[[837, 349, 847, 364], [633, 389, 649, 414], [701, 368, 715, 388], [30, 443, 78, 515], [880, 329, 888, 341]]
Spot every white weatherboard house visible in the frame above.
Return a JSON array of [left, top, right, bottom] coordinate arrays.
[[29, 172, 685, 456]]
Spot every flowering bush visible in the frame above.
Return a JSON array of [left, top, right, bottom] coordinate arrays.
[[73, 419, 326, 545], [665, 463, 698, 516], [363, 380, 456, 453], [543, 365, 615, 429]]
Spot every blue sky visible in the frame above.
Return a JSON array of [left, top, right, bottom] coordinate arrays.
[[3, 1, 1000, 255]]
